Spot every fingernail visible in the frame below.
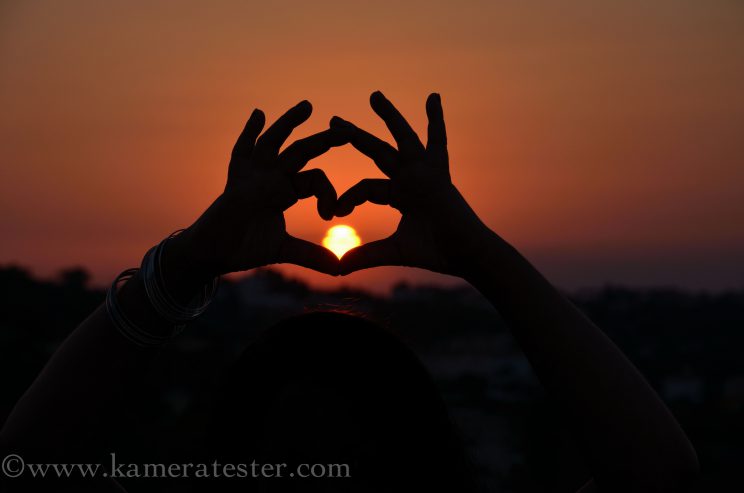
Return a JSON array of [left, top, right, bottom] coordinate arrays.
[[249, 109, 265, 125], [330, 116, 353, 128], [334, 204, 351, 217]]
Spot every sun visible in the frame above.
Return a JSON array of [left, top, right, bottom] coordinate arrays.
[[322, 225, 361, 259]]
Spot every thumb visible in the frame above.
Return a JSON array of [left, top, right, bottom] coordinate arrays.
[[339, 237, 402, 275], [279, 234, 340, 276]]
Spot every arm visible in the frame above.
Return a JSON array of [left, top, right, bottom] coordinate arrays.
[[332, 92, 699, 492], [465, 229, 698, 493], [0, 101, 343, 461]]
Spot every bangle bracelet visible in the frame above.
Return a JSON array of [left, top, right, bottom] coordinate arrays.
[[140, 230, 219, 324], [106, 268, 184, 347]]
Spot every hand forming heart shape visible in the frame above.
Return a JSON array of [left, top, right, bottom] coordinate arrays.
[[165, 92, 493, 289]]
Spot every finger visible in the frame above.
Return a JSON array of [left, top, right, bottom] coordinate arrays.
[[335, 178, 393, 217], [280, 234, 340, 276], [369, 91, 425, 153], [292, 168, 337, 220], [228, 109, 265, 180], [254, 100, 313, 158], [339, 237, 401, 275], [425, 93, 448, 165], [278, 128, 348, 173], [330, 116, 397, 176]]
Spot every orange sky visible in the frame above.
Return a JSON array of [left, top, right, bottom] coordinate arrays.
[[1, 0, 743, 292]]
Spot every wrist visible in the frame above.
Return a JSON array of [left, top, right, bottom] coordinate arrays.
[[159, 231, 218, 303], [115, 271, 180, 339], [435, 187, 505, 277], [457, 228, 514, 282]]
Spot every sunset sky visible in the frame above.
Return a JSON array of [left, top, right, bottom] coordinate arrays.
[[1, 0, 743, 292]]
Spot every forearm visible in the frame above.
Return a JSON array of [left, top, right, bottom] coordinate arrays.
[[464, 231, 698, 491], [0, 270, 189, 459]]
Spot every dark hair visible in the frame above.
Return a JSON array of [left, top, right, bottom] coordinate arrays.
[[201, 311, 477, 492]]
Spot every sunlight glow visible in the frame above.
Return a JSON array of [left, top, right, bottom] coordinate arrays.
[[322, 225, 361, 259]]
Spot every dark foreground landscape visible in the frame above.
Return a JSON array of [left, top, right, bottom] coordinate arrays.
[[1, 265, 742, 491]]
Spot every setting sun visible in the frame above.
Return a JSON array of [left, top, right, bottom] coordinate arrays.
[[322, 225, 362, 259]]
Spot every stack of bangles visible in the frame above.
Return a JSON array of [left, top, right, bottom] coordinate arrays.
[[105, 230, 219, 347]]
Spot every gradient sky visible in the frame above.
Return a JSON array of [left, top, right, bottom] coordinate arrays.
[[1, 0, 743, 292]]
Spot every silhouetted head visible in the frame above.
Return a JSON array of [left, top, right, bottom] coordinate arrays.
[[203, 311, 476, 492]]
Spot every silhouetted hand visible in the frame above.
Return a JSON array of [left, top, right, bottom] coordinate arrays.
[[331, 92, 492, 277], [166, 101, 344, 285]]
